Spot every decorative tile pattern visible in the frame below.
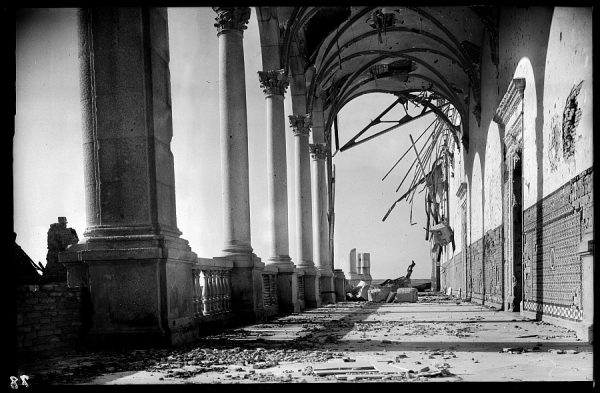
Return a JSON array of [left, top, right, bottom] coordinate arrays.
[[523, 300, 584, 321], [470, 238, 484, 302], [521, 168, 592, 322], [484, 225, 504, 305]]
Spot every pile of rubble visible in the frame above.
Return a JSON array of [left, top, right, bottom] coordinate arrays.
[[146, 346, 346, 378]]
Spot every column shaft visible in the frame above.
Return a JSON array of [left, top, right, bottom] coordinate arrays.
[[78, 7, 181, 242], [259, 69, 298, 313], [267, 95, 291, 261], [290, 119, 314, 266], [289, 114, 320, 308], [217, 23, 252, 255]]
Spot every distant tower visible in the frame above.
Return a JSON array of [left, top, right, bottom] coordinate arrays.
[[359, 252, 372, 285], [347, 248, 362, 286]]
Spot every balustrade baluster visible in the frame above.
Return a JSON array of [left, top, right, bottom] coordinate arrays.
[[210, 271, 218, 313], [218, 271, 225, 312], [201, 271, 210, 315], [224, 270, 231, 311], [193, 271, 200, 316]]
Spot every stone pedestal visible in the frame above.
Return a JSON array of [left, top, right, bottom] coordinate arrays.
[[333, 269, 346, 301], [61, 8, 199, 346], [298, 266, 321, 309], [319, 271, 336, 304], [274, 264, 300, 314], [215, 254, 267, 323]]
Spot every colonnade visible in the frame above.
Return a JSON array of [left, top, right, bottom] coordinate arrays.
[[60, 7, 338, 345]]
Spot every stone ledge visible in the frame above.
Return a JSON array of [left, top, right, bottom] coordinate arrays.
[[195, 258, 234, 270], [214, 254, 265, 269], [60, 247, 197, 263]]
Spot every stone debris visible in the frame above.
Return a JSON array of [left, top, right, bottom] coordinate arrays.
[[395, 287, 418, 303], [368, 286, 392, 302]]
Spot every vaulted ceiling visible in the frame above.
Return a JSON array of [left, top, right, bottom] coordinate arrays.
[[274, 6, 499, 151]]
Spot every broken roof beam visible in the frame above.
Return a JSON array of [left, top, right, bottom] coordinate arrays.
[[339, 96, 404, 151], [339, 97, 449, 152]]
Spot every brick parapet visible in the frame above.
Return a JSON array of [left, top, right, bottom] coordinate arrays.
[[16, 283, 83, 358]]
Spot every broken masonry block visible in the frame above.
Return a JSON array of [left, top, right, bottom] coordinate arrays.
[[368, 286, 391, 302], [395, 288, 418, 303]]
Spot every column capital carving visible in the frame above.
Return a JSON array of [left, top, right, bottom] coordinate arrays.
[[288, 114, 312, 136], [309, 143, 328, 160], [213, 7, 251, 35], [258, 69, 289, 96]]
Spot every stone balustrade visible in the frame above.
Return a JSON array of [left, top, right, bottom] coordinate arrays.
[[192, 258, 233, 317], [298, 274, 305, 302], [262, 270, 278, 308]]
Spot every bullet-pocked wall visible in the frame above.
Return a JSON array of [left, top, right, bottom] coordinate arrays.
[[518, 7, 593, 325], [441, 7, 593, 335]]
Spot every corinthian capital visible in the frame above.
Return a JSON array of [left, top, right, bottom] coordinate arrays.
[[288, 114, 312, 136], [309, 143, 328, 160], [213, 7, 251, 35], [258, 69, 289, 96]]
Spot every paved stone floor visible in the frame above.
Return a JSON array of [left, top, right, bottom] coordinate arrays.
[[18, 293, 594, 385]]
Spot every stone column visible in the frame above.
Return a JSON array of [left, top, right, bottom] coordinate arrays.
[[213, 7, 266, 322], [59, 8, 198, 346], [258, 69, 299, 313], [289, 114, 320, 308], [214, 6, 253, 256], [310, 143, 335, 303]]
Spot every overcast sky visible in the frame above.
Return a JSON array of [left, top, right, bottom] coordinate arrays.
[[14, 7, 434, 280]]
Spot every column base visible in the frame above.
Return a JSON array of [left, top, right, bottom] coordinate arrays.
[[59, 240, 198, 347], [265, 259, 300, 313], [214, 253, 267, 324], [333, 269, 346, 302], [318, 268, 336, 304], [297, 265, 321, 309], [275, 269, 301, 314]]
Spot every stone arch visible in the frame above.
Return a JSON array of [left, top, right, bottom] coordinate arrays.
[[483, 121, 502, 232], [512, 57, 538, 210], [470, 152, 483, 241]]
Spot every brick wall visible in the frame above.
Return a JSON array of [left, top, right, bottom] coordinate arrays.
[[522, 167, 592, 322], [470, 238, 484, 303], [484, 225, 504, 307], [441, 252, 463, 296], [17, 283, 86, 358]]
